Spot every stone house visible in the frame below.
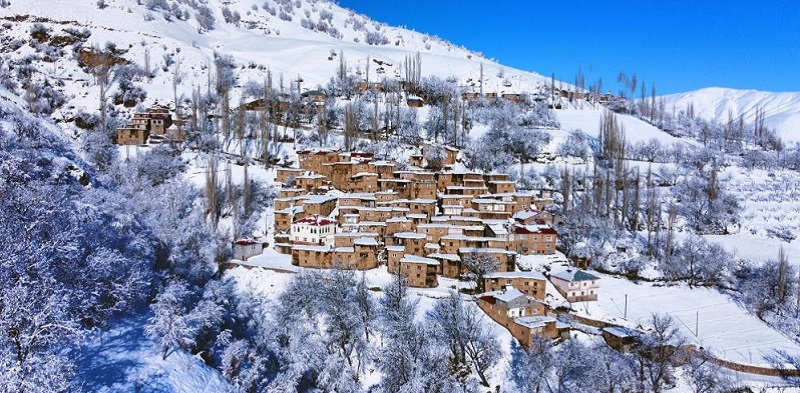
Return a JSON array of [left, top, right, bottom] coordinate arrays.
[[385, 217, 414, 237], [279, 188, 305, 198], [374, 190, 400, 204], [476, 286, 560, 345], [338, 193, 377, 208], [350, 172, 379, 193], [297, 149, 339, 176], [427, 253, 462, 278], [398, 255, 439, 287], [291, 245, 333, 268], [295, 173, 329, 193], [407, 199, 437, 220], [483, 271, 547, 300], [386, 245, 405, 272], [477, 286, 547, 321], [274, 206, 305, 234], [512, 316, 560, 345], [487, 180, 516, 194], [470, 198, 514, 220], [330, 237, 380, 269], [513, 210, 555, 226], [458, 247, 516, 273], [369, 161, 397, 179], [512, 224, 557, 255], [299, 195, 338, 217], [333, 232, 381, 248], [390, 232, 427, 257], [115, 126, 149, 145], [416, 223, 459, 243], [276, 167, 305, 184]]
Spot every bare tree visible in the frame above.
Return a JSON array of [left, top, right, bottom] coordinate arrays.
[[461, 252, 500, 293], [636, 314, 685, 393], [426, 293, 500, 387]]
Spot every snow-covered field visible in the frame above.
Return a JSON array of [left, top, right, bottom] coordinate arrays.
[[575, 273, 800, 367], [555, 108, 695, 146], [694, 167, 800, 266]]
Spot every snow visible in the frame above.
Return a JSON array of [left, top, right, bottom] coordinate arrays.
[[555, 108, 694, 146], [662, 87, 800, 142], [580, 273, 800, 367], [73, 316, 230, 393]]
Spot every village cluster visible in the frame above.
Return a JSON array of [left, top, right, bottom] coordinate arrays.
[[111, 98, 603, 346], [231, 144, 601, 345]]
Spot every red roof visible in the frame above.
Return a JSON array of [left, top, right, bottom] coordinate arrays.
[[234, 239, 258, 246], [293, 214, 337, 226]]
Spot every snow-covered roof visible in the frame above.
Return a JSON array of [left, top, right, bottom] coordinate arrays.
[[275, 206, 304, 215], [424, 243, 441, 249], [459, 247, 513, 254], [334, 247, 355, 253], [300, 194, 338, 204], [339, 193, 377, 200], [551, 269, 600, 283], [487, 224, 508, 236], [400, 255, 439, 266], [355, 221, 387, 227], [394, 232, 427, 239], [354, 237, 379, 246], [233, 238, 261, 246], [515, 316, 557, 329], [292, 245, 332, 252], [485, 271, 546, 280], [472, 198, 513, 204], [427, 253, 461, 261], [386, 246, 406, 252], [513, 224, 557, 235], [352, 172, 379, 178], [603, 326, 640, 338], [293, 214, 337, 226]]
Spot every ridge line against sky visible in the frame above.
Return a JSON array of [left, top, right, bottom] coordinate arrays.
[[337, 0, 800, 95]]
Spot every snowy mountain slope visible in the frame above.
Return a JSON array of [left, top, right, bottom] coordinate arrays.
[[73, 316, 231, 393], [556, 108, 694, 145], [661, 87, 800, 143], [0, 0, 551, 117]]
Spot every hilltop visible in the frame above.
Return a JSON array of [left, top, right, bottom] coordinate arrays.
[[661, 87, 800, 143]]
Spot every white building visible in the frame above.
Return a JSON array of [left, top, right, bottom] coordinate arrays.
[[290, 214, 337, 246], [232, 238, 268, 261], [549, 268, 600, 303]]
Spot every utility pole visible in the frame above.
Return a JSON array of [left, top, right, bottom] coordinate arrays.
[[695, 310, 699, 337], [624, 294, 628, 319]]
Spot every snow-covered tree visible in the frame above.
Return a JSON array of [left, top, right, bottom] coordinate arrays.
[[460, 252, 500, 293], [426, 292, 500, 387], [146, 280, 197, 360]]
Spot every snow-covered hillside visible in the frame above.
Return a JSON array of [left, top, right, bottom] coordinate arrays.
[[662, 87, 800, 143], [0, 0, 551, 118]]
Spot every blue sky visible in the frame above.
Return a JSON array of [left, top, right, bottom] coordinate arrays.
[[337, 1, 800, 94]]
